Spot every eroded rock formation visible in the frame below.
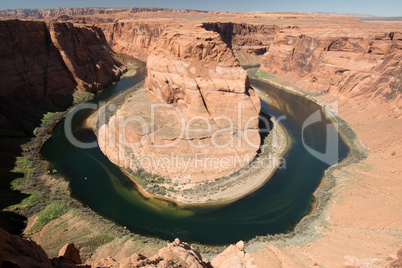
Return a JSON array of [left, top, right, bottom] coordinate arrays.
[[211, 241, 257, 268], [95, 238, 209, 268], [0, 19, 123, 99], [386, 247, 402, 268], [100, 21, 280, 64], [46, 22, 123, 92], [260, 28, 402, 104], [0, 19, 124, 134], [202, 22, 280, 56], [99, 26, 261, 182], [1, 228, 211, 268], [93, 238, 259, 268], [100, 21, 164, 61], [57, 243, 82, 265]]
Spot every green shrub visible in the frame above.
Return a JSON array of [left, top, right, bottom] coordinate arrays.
[[11, 155, 35, 190], [73, 90, 94, 104], [19, 192, 46, 208], [31, 202, 69, 231], [33, 127, 39, 136], [41, 112, 57, 124]]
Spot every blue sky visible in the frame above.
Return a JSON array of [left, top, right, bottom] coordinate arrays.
[[0, 0, 401, 17]]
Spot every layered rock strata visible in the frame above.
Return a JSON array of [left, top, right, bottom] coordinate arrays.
[[202, 22, 280, 56], [260, 28, 402, 105], [0, 19, 123, 101], [101, 21, 280, 64], [0, 19, 124, 132], [99, 26, 261, 182], [100, 21, 164, 61]]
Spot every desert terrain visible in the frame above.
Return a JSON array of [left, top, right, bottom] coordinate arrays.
[[0, 7, 401, 268]]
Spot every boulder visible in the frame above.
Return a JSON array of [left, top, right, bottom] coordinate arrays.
[[211, 241, 257, 268], [58, 243, 82, 265]]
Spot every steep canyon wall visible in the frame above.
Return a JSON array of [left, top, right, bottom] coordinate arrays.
[[260, 27, 402, 113], [100, 21, 164, 61], [0, 19, 124, 134]]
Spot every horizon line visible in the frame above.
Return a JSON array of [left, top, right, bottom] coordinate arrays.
[[1, 6, 401, 18]]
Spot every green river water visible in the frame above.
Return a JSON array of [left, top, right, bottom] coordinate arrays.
[[41, 63, 349, 245]]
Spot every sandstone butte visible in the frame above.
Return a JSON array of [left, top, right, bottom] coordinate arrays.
[[98, 25, 261, 182], [0, 8, 401, 268]]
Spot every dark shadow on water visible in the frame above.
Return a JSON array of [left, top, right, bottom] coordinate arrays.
[[256, 111, 273, 156]]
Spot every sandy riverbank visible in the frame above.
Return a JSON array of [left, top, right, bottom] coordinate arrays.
[[152, 118, 290, 205]]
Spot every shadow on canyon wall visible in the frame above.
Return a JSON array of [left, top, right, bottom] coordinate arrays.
[[0, 19, 125, 234]]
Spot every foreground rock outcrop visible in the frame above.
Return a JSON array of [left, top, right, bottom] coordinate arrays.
[[0, 227, 91, 267], [57, 243, 82, 265], [386, 247, 402, 268], [211, 241, 257, 268], [0, 227, 51, 267], [99, 26, 261, 182], [93, 238, 259, 268], [95, 238, 210, 268], [1, 227, 260, 268]]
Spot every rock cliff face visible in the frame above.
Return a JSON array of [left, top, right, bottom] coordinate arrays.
[[100, 21, 280, 64], [202, 22, 280, 56], [0, 19, 123, 133], [99, 26, 261, 182], [201, 22, 281, 66], [0, 19, 123, 98], [100, 21, 164, 61], [260, 29, 402, 103], [0, 20, 74, 106], [46, 22, 123, 92]]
